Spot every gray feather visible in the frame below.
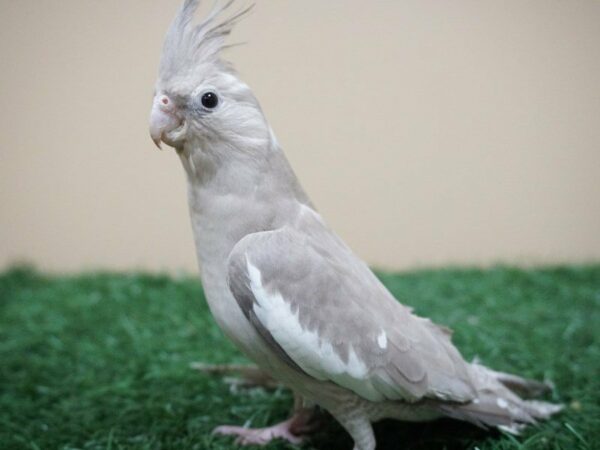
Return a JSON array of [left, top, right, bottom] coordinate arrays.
[[488, 369, 552, 398], [159, 0, 253, 82], [226, 209, 478, 404]]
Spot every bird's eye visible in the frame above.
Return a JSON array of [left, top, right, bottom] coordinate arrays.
[[201, 92, 219, 109]]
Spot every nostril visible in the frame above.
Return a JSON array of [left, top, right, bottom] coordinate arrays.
[[156, 95, 176, 113]]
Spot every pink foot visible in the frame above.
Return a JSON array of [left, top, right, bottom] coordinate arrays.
[[213, 417, 304, 446]]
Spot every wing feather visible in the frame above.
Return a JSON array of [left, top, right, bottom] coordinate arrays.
[[227, 208, 476, 403]]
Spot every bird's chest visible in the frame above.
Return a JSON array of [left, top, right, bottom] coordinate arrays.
[[187, 195, 276, 365], [199, 264, 263, 358]]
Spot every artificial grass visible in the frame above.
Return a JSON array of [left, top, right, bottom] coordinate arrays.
[[0, 265, 598, 450]]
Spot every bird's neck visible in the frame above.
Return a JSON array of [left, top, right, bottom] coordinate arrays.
[[180, 133, 311, 273]]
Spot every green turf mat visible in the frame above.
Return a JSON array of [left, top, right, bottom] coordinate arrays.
[[1, 265, 598, 449]]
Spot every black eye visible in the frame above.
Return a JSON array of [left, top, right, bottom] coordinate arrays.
[[201, 92, 219, 109]]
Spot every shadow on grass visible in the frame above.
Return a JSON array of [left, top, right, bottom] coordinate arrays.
[[293, 411, 491, 450]]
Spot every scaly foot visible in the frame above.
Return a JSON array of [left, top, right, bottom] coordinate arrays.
[[213, 417, 304, 446], [213, 407, 324, 446]]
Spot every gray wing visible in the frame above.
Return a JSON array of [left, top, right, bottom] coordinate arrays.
[[227, 210, 476, 403]]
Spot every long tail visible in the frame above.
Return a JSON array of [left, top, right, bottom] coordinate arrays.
[[438, 363, 562, 434]]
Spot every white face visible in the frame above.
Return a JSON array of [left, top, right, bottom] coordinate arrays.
[[149, 72, 268, 152], [149, 0, 261, 152]]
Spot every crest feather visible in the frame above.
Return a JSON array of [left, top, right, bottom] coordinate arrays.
[[159, 0, 254, 80]]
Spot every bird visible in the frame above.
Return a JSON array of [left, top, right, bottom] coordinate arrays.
[[148, 1, 562, 449]]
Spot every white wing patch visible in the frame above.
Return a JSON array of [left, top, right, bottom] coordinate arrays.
[[496, 398, 508, 409], [246, 258, 385, 401], [377, 330, 388, 349]]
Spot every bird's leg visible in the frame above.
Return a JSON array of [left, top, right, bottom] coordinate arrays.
[[332, 409, 375, 450], [190, 362, 281, 389], [212, 394, 324, 446]]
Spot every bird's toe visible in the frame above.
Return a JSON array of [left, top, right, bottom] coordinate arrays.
[[212, 420, 305, 446]]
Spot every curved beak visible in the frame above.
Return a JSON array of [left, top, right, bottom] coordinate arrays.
[[150, 126, 163, 149], [150, 132, 163, 150], [149, 94, 182, 150]]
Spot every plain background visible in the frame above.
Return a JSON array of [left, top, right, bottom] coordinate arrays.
[[1, 0, 599, 273]]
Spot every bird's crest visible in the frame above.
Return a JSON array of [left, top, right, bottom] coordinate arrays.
[[159, 0, 253, 82]]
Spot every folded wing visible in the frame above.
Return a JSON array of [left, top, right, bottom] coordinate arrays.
[[227, 213, 476, 403]]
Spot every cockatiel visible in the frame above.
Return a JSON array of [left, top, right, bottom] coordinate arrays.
[[148, 2, 562, 449]]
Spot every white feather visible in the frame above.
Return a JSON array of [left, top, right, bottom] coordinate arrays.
[[377, 330, 388, 349], [246, 258, 385, 401]]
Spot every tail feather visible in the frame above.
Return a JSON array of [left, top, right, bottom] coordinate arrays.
[[522, 399, 563, 419], [438, 391, 536, 431], [487, 368, 552, 398], [437, 363, 562, 434]]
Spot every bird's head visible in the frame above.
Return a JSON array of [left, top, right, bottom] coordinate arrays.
[[149, 0, 267, 155]]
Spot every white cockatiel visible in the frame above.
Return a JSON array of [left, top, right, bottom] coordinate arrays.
[[148, 2, 562, 449]]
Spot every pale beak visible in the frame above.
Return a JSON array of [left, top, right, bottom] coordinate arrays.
[[149, 94, 182, 150], [151, 131, 162, 150]]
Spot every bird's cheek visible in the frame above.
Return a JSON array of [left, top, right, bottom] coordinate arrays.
[[162, 122, 189, 149]]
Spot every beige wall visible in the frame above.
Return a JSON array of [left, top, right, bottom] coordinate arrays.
[[1, 0, 599, 273]]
